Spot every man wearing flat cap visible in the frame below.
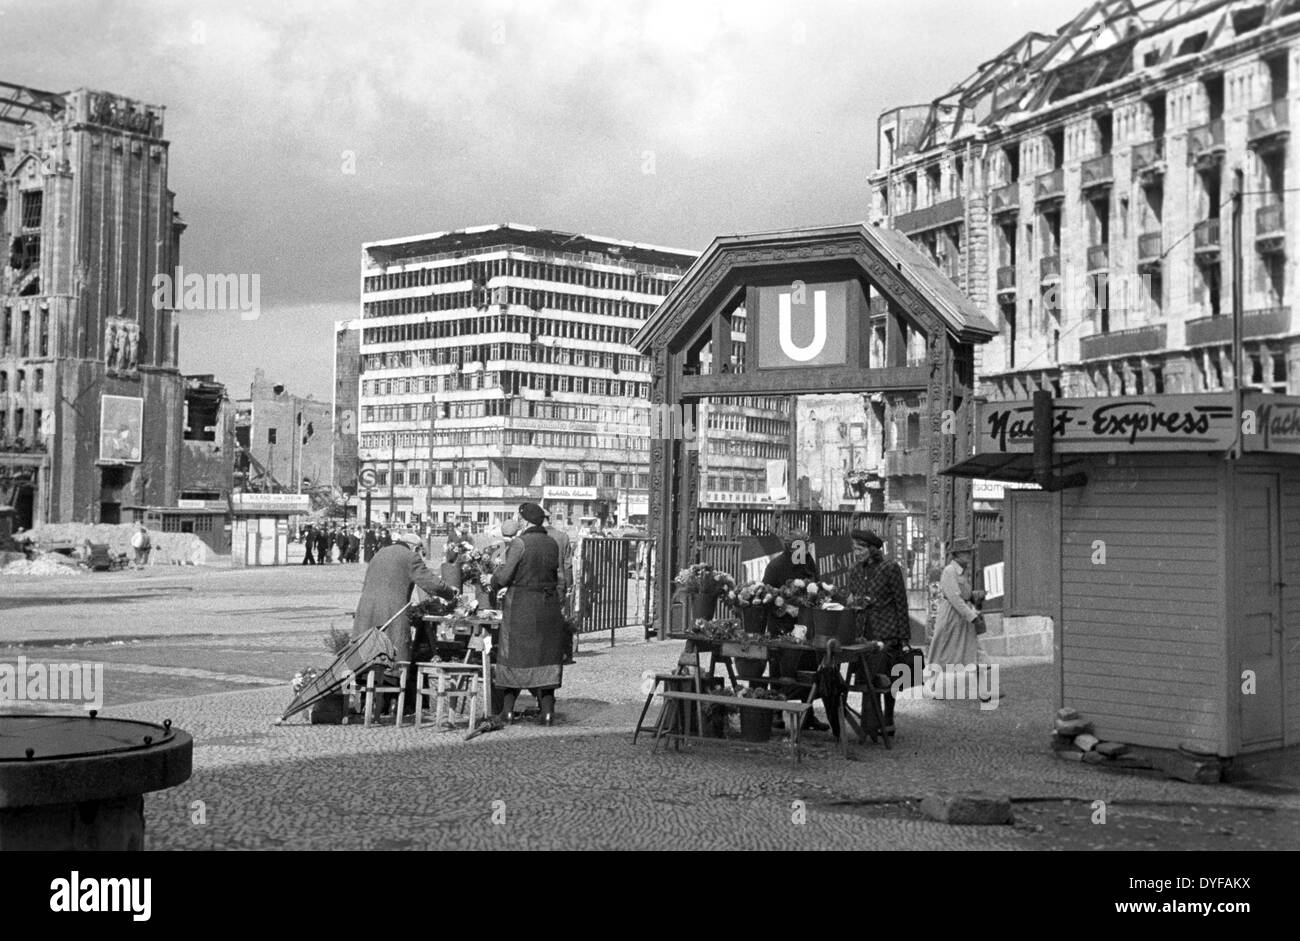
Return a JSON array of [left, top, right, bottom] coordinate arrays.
[[352, 530, 448, 714], [490, 503, 568, 725]]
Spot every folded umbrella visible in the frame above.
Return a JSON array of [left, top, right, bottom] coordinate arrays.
[[277, 616, 403, 723]]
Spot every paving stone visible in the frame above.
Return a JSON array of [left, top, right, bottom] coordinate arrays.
[[1074, 733, 1100, 752], [1056, 708, 1079, 721], [1096, 741, 1129, 758], [1082, 751, 1107, 764], [1053, 718, 1092, 737]]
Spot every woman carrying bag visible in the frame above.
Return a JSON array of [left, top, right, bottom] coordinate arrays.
[[927, 538, 999, 702]]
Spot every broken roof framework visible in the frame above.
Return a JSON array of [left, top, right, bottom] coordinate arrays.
[[901, 0, 1299, 156]]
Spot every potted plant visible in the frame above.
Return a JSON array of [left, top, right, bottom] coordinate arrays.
[[699, 687, 737, 739], [736, 687, 786, 742], [674, 563, 736, 620]]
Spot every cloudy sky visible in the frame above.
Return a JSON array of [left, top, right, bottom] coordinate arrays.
[[3, 0, 1084, 399]]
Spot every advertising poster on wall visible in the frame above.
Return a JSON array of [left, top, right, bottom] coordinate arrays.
[[98, 394, 144, 464]]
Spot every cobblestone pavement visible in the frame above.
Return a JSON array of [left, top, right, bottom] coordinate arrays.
[[3, 566, 1298, 850]]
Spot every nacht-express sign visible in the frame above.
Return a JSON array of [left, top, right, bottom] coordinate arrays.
[[977, 393, 1300, 455]]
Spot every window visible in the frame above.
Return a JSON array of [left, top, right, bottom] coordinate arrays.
[[20, 191, 43, 230], [267, 428, 277, 445]]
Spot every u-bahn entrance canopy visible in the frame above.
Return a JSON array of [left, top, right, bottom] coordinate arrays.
[[631, 222, 997, 634]]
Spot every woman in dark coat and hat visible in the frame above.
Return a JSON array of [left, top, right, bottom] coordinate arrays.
[[490, 503, 566, 725]]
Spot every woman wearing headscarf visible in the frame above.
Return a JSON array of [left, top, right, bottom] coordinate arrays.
[[761, 530, 831, 733], [490, 503, 566, 725]]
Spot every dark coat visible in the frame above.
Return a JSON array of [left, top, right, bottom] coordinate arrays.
[[491, 526, 565, 691], [351, 544, 445, 660]]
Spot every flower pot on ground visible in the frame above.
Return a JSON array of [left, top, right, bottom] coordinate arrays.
[[309, 692, 347, 725], [738, 705, 773, 742]]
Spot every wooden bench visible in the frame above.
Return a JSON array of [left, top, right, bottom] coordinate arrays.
[[652, 690, 813, 763]]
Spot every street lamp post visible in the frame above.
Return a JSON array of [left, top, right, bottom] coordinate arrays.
[[434, 392, 444, 535]]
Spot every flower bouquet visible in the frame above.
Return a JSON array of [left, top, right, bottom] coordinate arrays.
[[726, 580, 781, 635], [674, 563, 736, 620]]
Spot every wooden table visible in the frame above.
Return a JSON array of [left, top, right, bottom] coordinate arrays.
[[678, 634, 892, 753]]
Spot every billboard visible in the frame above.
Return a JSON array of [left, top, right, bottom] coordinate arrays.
[[99, 394, 144, 464]]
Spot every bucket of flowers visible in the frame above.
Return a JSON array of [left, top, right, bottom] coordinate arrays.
[[810, 583, 862, 645], [674, 563, 736, 620], [736, 687, 786, 742], [727, 580, 776, 636]]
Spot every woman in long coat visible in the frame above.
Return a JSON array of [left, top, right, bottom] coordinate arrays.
[[927, 538, 984, 694], [490, 510, 566, 725]]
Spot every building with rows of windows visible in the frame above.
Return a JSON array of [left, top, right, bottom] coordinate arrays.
[[334, 224, 797, 527], [868, 0, 1300, 405]]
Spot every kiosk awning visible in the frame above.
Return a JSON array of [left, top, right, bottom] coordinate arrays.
[[940, 452, 1085, 484]]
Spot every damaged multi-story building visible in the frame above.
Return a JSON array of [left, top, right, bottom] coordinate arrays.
[[233, 369, 333, 493], [0, 80, 185, 528], [869, 0, 1300, 406]]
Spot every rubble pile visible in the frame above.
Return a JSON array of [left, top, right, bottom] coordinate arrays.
[[0, 554, 84, 577], [15, 523, 217, 566], [1050, 707, 1149, 769]]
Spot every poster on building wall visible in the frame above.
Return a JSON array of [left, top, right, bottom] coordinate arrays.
[[765, 459, 788, 503], [98, 394, 144, 464]]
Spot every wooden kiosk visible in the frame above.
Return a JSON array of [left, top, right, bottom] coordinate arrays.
[[946, 391, 1300, 759], [631, 223, 997, 636]]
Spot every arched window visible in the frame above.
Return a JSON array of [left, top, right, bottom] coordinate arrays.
[[34, 368, 43, 393]]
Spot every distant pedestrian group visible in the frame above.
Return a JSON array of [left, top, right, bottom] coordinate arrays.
[[299, 524, 373, 564]]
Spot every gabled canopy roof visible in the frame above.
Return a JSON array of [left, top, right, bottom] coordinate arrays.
[[632, 222, 998, 352]]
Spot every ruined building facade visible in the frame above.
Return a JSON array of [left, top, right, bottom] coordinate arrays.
[[1, 82, 185, 526], [869, 0, 1300, 404]]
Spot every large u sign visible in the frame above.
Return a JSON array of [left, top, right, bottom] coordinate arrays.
[[777, 290, 827, 361]]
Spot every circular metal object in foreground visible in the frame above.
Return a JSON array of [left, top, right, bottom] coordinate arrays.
[[0, 715, 192, 809]]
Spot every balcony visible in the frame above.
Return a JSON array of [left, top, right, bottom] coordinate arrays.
[[1079, 323, 1168, 360], [1248, 100, 1289, 152], [1035, 168, 1065, 203], [1256, 203, 1286, 254], [893, 196, 965, 235], [884, 448, 930, 478], [996, 265, 1016, 296], [1137, 231, 1163, 272], [991, 182, 1019, 216], [1087, 244, 1109, 272], [1193, 218, 1221, 263], [1187, 119, 1225, 169], [1040, 255, 1061, 283], [1081, 154, 1114, 191], [1185, 307, 1292, 346], [1131, 139, 1165, 183]]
